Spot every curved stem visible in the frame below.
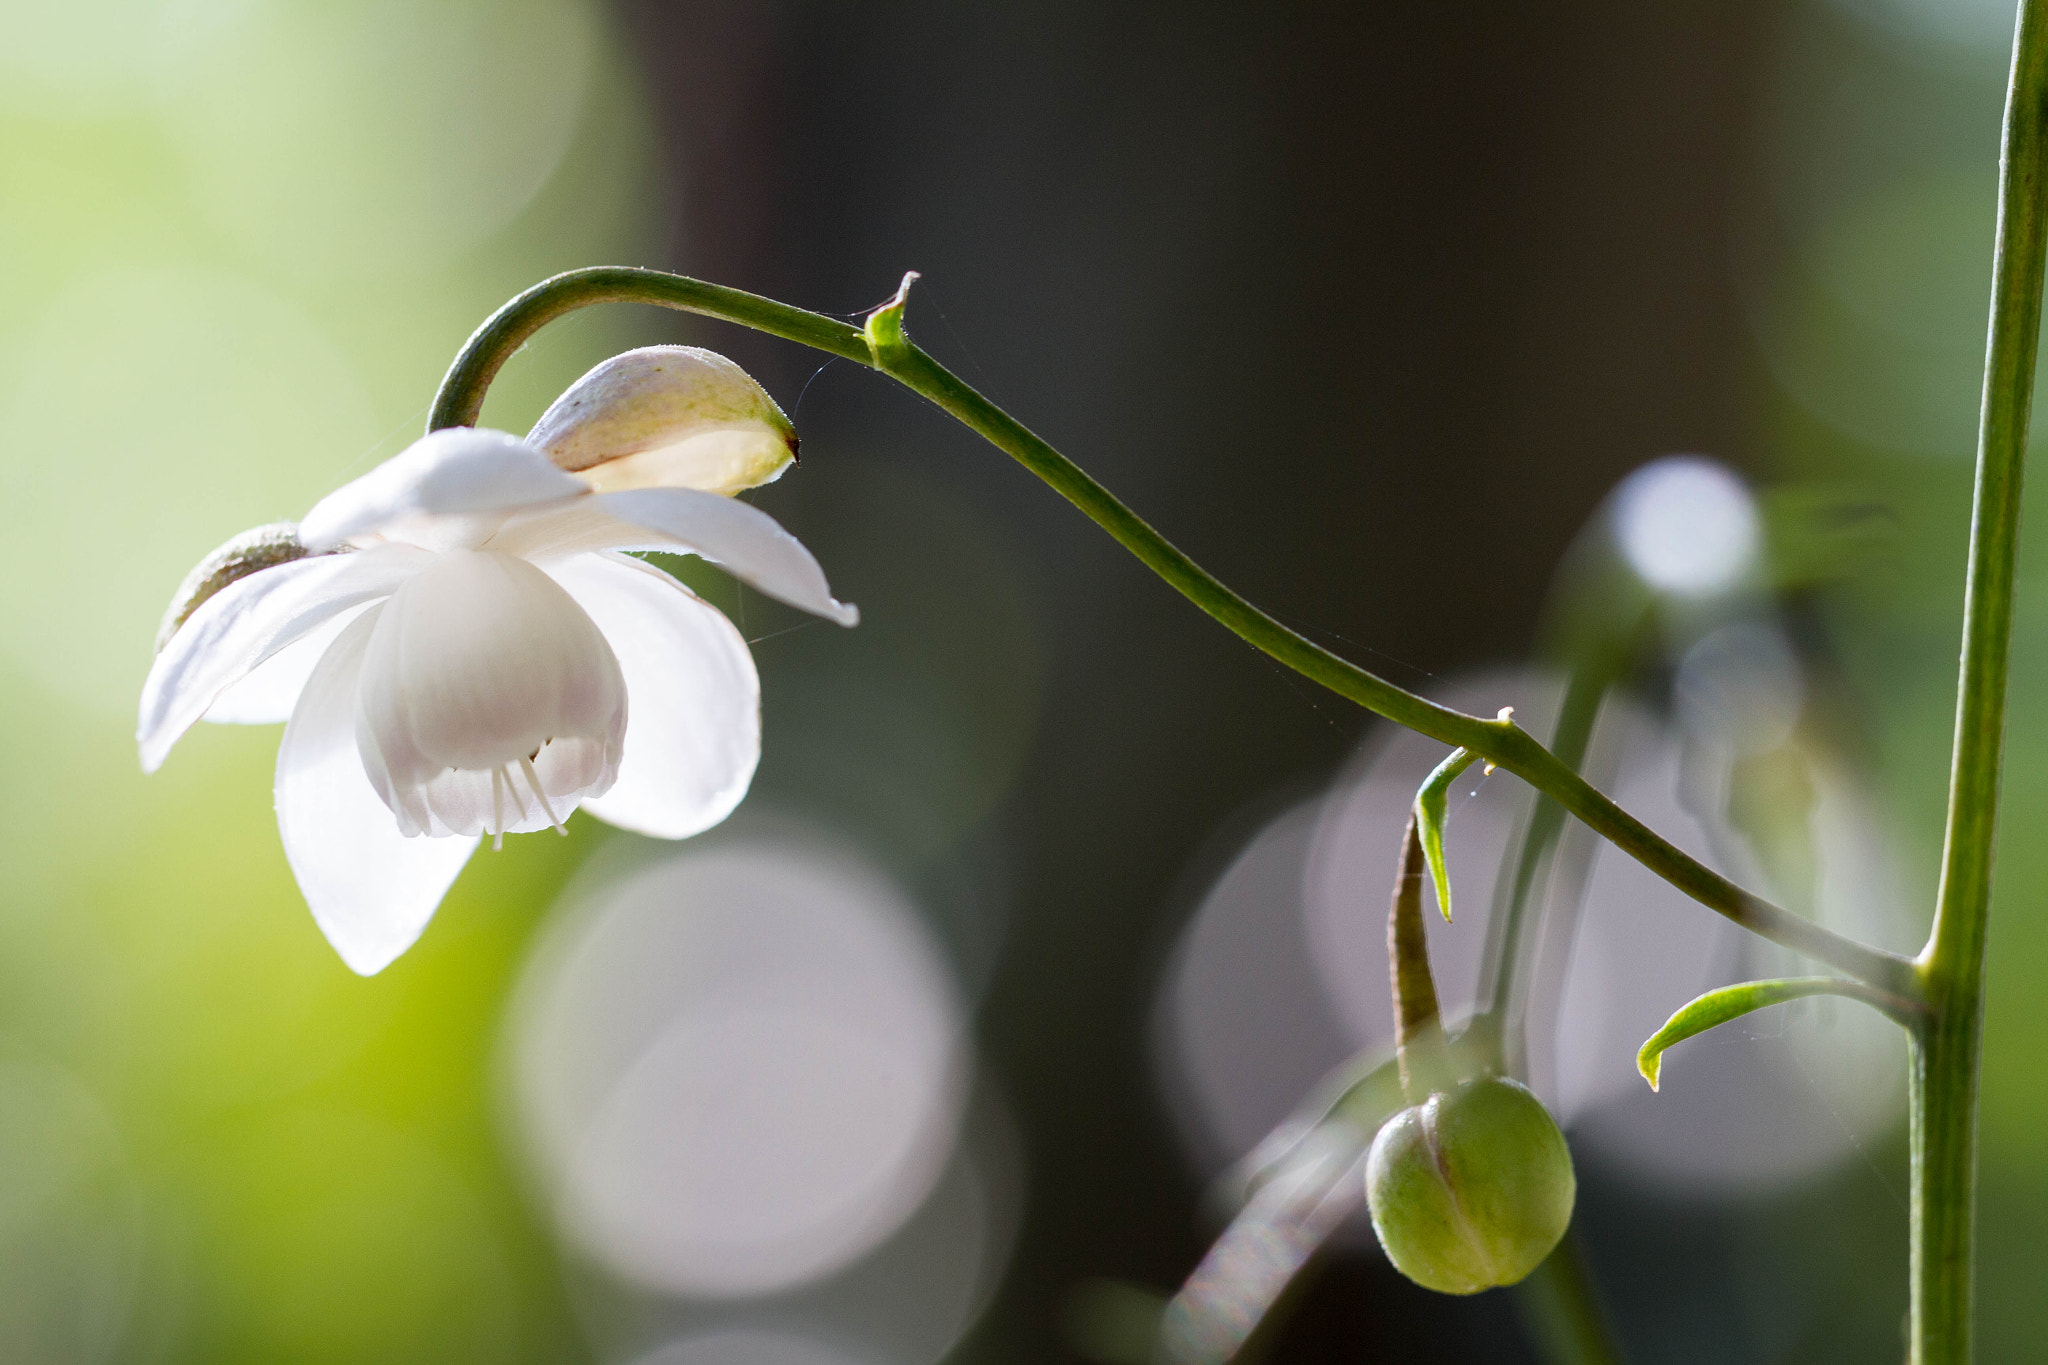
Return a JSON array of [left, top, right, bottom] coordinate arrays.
[[428, 268, 871, 432], [1910, 2, 2048, 1359], [428, 267, 1917, 999], [879, 332, 1919, 997]]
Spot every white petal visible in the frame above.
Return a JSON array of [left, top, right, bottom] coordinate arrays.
[[352, 549, 626, 836], [527, 346, 797, 495], [275, 605, 479, 975], [369, 736, 616, 839], [138, 543, 432, 772], [203, 602, 372, 724], [544, 552, 760, 839], [485, 489, 858, 626], [299, 427, 590, 552]]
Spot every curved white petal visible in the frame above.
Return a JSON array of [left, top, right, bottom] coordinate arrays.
[[138, 543, 432, 772], [203, 602, 373, 724], [275, 605, 479, 975], [485, 489, 858, 626], [299, 427, 590, 552], [353, 550, 625, 837], [527, 346, 797, 495], [544, 552, 761, 839]]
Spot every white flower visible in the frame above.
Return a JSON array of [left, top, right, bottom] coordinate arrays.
[[138, 347, 857, 975]]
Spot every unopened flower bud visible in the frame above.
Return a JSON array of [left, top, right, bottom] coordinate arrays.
[[527, 346, 797, 496], [1364, 1076, 1575, 1295], [155, 523, 318, 652]]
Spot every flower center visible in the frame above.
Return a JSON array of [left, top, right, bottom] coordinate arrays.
[[354, 549, 627, 838]]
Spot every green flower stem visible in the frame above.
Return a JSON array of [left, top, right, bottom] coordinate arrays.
[[870, 299, 1920, 998], [430, 266, 1915, 997], [1913, 2, 2048, 1359], [427, 269, 873, 432]]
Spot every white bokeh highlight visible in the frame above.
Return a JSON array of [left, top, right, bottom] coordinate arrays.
[[1611, 456, 1761, 597], [1156, 669, 1915, 1198], [507, 829, 970, 1299], [629, 1327, 862, 1365]]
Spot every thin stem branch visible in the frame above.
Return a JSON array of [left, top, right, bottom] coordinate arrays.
[[1910, 1, 2048, 1358], [428, 267, 1919, 1001]]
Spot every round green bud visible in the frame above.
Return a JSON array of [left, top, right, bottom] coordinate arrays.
[[1364, 1076, 1576, 1295]]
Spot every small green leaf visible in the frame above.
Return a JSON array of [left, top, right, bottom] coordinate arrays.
[[864, 270, 921, 366], [1414, 747, 1482, 921], [1636, 976, 1903, 1091]]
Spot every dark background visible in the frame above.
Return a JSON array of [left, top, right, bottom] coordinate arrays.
[[610, 4, 1778, 1360]]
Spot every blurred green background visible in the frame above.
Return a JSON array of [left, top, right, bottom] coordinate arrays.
[[1, 0, 2046, 1362]]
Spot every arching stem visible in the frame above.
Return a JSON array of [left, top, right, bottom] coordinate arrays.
[[429, 267, 1915, 997]]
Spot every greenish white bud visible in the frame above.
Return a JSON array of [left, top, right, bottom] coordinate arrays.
[[155, 523, 320, 652], [1364, 1076, 1575, 1295], [527, 346, 798, 497]]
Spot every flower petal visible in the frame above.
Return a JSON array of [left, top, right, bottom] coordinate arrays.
[[527, 346, 797, 496], [352, 550, 625, 837], [138, 543, 432, 772], [486, 489, 858, 626], [275, 605, 479, 975], [299, 427, 590, 551], [203, 602, 373, 724], [543, 552, 761, 839]]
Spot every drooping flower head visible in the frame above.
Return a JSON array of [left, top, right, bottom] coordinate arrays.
[[139, 348, 856, 975]]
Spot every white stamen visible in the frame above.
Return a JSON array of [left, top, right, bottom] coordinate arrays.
[[521, 752, 569, 836], [491, 767, 506, 851]]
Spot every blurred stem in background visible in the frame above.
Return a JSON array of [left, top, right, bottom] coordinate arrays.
[[426, 2, 2048, 1328], [1482, 640, 1639, 1365]]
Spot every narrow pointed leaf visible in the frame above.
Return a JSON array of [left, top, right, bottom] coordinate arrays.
[[1414, 746, 1481, 921], [1636, 976, 1906, 1091]]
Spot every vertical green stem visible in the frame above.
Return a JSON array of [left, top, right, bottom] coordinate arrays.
[[1916, 2, 2048, 1359], [1911, 1022, 1978, 1365]]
